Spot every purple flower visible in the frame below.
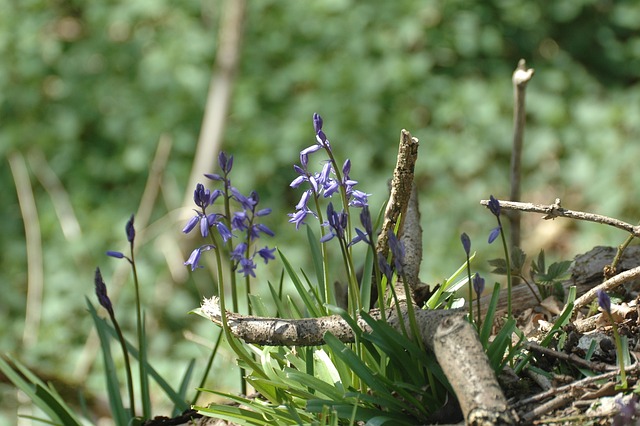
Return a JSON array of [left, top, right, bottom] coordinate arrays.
[[230, 243, 248, 262], [218, 151, 233, 175], [94, 267, 114, 316], [473, 273, 485, 296], [320, 203, 348, 243], [193, 183, 212, 209], [184, 245, 215, 271], [313, 112, 323, 133], [488, 195, 501, 217], [387, 229, 405, 275], [183, 214, 201, 234], [349, 206, 373, 246], [237, 257, 257, 278], [106, 251, 125, 259], [349, 190, 370, 208], [288, 208, 313, 229], [460, 232, 471, 256], [378, 253, 393, 282], [257, 246, 276, 264], [488, 226, 501, 244], [125, 214, 135, 243], [597, 289, 611, 314]]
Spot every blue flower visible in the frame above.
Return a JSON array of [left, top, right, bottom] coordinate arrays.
[[488, 226, 501, 244], [94, 267, 114, 316], [597, 289, 611, 314], [106, 250, 125, 259], [237, 257, 257, 278], [125, 214, 135, 243], [387, 230, 405, 275], [320, 203, 348, 243], [349, 206, 373, 246], [473, 273, 485, 296], [288, 208, 314, 229], [257, 246, 276, 264], [460, 232, 471, 256], [184, 245, 215, 271], [488, 195, 501, 217]]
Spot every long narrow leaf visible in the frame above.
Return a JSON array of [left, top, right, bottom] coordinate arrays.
[[86, 300, 129, 425], [279, 249, 322, 317], [307, 226, 325, 303], [92, 300, 189, 411], [0, 355, 83, 426]]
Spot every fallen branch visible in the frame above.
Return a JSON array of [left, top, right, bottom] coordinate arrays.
[[200, 130, 518, 424], [479, 198, 640, 237], [201, 298, 517, 425]]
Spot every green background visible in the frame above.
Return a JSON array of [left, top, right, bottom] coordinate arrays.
[[2, 0, 639, 422]]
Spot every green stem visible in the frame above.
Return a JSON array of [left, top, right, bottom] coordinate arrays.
[[498, 219, 513, 319], [465, 254, 472, 322], [609, 312, 628, 389], [129, 246, 150, 418], [109, 312, 136, 416], [191, 331, 223, 405]]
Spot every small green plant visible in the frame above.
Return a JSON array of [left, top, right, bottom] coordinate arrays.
[[489, 247, 571, 303]]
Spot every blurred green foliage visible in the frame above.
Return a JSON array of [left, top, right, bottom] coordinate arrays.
[[2, 0, 640, 421]]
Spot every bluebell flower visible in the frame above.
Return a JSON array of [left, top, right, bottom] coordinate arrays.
[[488, 226, 501, 244], [349, 206, 373, 247], [94, 267, 114, 316], [218, 151, 233, 174], [387, 229, 405, 275], [597, 289, 611, 314], [488, 195, 501, 217], [378, 253, 393, 283], [460, 232, 471, 256], [349, 189, 370, 208], [320, 203, 348, 243], [230, 243, 248, 262], [125, 214, 135, 243], [184, 245, 215, 271], [288, 207, 314, 229], [237, 257, 257, 278], [473, 273, 485, 296], [106, 250, 125, 259], [257, 246, 276, 264]]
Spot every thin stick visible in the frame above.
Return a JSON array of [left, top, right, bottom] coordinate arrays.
[[523, 341, 610, 372], [8, 152, 43, 349], [509, 59, 534, 251], [573, 265, 640, 310], [479, 198, 640, 237], [182, 0, 246, 210]]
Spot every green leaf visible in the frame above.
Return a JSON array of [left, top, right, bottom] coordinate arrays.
[[510, 246, 526, 275], [89, 300, 190, 412], [0, 355, 83, 426], [86, 300, 129, 425], [488, 258, 508, 275], [479, 282, 501, 346], [174, 359, 195, 416], [307, 225, 326, 304], [279, 249, 323, 317]]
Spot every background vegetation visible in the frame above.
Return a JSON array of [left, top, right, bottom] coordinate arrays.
[[2, 0, 639, 422]]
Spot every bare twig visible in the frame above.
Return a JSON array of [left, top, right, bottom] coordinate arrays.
[[573, 265, 640, 310], [509, 59, 534, 252], [182, 0, 246, 210], [8, 152, 43, 349], [523, 341, 611, 372], [201, 298, 517, 424], [479, 198, 640, 237]]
